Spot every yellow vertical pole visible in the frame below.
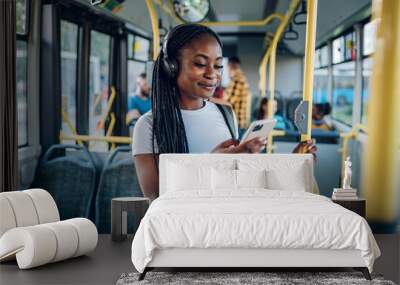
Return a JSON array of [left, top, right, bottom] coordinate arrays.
[[259, 44, 272, 100], [259, 33, 276, 107], [267, 48, 276, 153], [300, 0, 318, 142], [146, 0, 160, 60], [268, 50, 276, 121], [363, 0, 400, 230], [265, 0, 301, 153]]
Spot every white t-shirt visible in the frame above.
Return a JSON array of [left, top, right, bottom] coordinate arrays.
[[132, 101, 238, 155]]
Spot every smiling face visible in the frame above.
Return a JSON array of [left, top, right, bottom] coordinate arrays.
[[176, 34, 223, 102]]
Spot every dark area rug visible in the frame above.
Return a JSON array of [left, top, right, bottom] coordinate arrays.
[[116, 271, 396, 285]]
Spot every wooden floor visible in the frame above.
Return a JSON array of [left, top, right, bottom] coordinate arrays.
[[0, 235, 134, 285], [0, 234, 398, 285]]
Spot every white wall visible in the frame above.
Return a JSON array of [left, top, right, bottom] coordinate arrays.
[[275, 54, 303, 98], [235, 36, 264, 97]]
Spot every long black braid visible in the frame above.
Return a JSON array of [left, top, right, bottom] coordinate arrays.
[[151, 24, 222, 157]]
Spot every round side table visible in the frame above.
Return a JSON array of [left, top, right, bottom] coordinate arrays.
[[111, 197, 150, 242]]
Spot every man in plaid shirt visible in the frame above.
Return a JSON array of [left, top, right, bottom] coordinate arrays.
[[224, 56, 251, 130]]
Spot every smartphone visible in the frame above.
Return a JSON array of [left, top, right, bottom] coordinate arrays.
[[240, 119, 277, 144]]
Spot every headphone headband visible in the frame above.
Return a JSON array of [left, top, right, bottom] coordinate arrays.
[[161, 24, 221, 79]]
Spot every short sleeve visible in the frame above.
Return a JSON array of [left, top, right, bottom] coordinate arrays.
[[128, 96, 136, 110], [131, 113, 159, 156]]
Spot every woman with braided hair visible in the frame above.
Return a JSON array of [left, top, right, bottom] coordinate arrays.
[[132, 24, 316, 200]]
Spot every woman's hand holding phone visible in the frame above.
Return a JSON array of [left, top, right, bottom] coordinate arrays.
[[211, 138, 266, 154]]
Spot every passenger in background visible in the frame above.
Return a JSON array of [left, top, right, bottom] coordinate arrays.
[[126, 73, 151, 127], [224, 56, 251, 131], [312, 103, 334, 131], [256, 97, 286, 130]]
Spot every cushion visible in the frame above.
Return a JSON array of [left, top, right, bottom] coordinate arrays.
[[211, 169, 267, 191], [160, 154, 236, 195], [167, 162, 212, 191], [211, 169, 237, 190], [24, 189, 60, 224], [265, 162, 308, 191], [0, 191, 39, 228], [0, 189, 60, 238], [236, 169, 267, 189], [0, 196, 17, 237], [237, 157, 312, 192]]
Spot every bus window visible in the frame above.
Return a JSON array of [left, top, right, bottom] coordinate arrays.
[[313, 68, 328, 104], [127, 34, 146, 99], [332, 61, 355, 125], [60, 20, 79, 139], [126, 34, 149, 132], [16, 0, 28, 147], [16, 40, 28, 147], [332, 37, 344, 64], [133, 36, 150, 61], [127, 61, 146, 100], [313, 45, 329, 104], [361, 21, 376, 125], [89, 30, 111, 151], [363, 21, 377, 56], [16, 0, 27, 35], [344, 32, 356, 61], [361, 57, 372, 124], [331, 31, 356, 126]]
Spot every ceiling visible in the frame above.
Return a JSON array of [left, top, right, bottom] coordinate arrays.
[[89, 0, 372, 55]]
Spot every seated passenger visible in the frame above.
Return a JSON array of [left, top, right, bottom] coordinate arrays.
[[312, 103, 334, 131], [126, 73, 151, 126], [132, 24, 317, 200], [256, 97, 286, 130]]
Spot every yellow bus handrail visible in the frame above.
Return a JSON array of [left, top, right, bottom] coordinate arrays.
[[154, 1, 284, 28], [301, 0, 318, 142], [106, 112, 117, 150], [98, 86, 116, 132], [271, 130, 286, 137], [337, 124, 368, 185], [90, 86, 117, 149], [201, 13, 284, 28], [263, 0, 301, 154], [258, 33, 274, 95], [146, 0, 161, 60], [60, 133, 132, 144], [61, 110, 83, 146]]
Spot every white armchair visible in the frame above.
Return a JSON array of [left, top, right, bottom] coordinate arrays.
[[0, 189, 98, 269]]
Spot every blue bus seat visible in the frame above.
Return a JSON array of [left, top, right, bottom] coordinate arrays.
[[95, 146, 143, 234], [32, 144, 98, 221]]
